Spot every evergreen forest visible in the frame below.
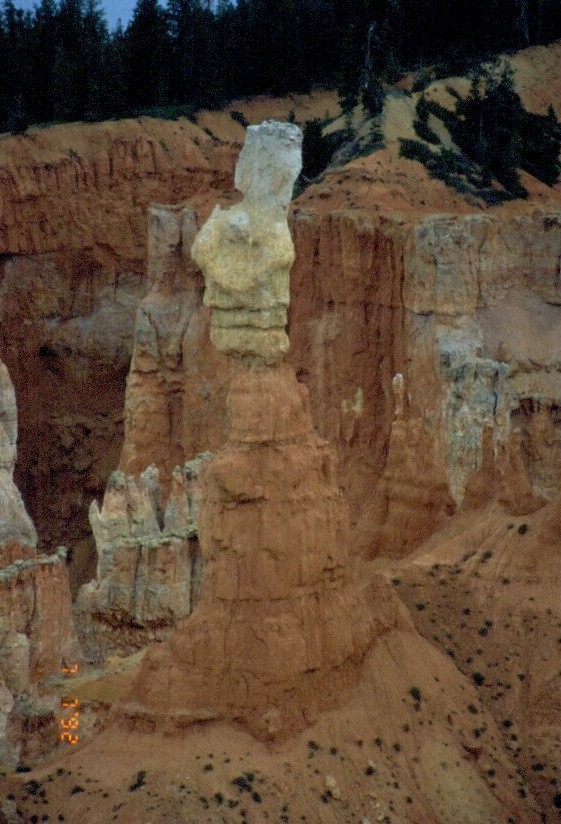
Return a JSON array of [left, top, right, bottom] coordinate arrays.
[[1, 0, 561, 133]]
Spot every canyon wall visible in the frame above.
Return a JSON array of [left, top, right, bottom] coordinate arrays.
[[0, 119, 237, 589], [403, 210, 561, 504], [118, 200, 561, 539], [2, 118, 561, 586]]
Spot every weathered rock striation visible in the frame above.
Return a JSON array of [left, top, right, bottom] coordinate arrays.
[[3, 110, 561, 586], [0, 120, 237, 585], [121, 363, 387, 739], [118, 203, 234, 497], [403, 211, 561, 506], [355, 373, 456, 558], [461, 421, 545, 515], [75, 456, 209, 659], [0, 547, 80, 768], [119, 122, 383, 740]]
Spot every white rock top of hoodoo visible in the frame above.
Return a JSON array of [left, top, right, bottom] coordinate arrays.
[[191, 120, 302, 365], [235, 120, 302, 211]]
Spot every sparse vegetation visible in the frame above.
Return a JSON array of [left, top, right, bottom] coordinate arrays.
[[402, 60, 561, 202], [128, 771, 146, 791], [230, 111, 249, 128]]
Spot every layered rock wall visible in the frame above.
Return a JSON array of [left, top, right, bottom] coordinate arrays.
[[0, 120, 237, 584], [404, 209, 561, 508], [0, 119, 235, 260], [116, 199, 561, 561], [355, 374, 456, 558], [118, 204, 234, 495], [118, 204, 408, 532], [3, 120, 561, 574], [0, 546, 79, 768]]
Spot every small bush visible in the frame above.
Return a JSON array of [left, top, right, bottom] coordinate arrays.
[[232, 776, 252, 793], [128, 771, 146, 792], [230, 110, 249, 128], [413, 118, 440, 144], [300, 119, 346, 181]]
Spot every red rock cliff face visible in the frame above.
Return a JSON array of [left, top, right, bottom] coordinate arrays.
[[119, 365, 392, 741], [0, 119, 234, 260], [117, 205, 407, 529], [3, 117, 561, 587], [0, 119, 237, 590], [288, 210, 408, 521]]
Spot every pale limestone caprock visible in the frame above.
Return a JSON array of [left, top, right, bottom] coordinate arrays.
[[191, 120, 302, 365]]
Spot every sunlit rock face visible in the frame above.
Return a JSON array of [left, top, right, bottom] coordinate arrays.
[[119, 203, 234, 501], [404, 211, 561, 507], [119, 363, 389, 741], [192, 120, 302, 365]]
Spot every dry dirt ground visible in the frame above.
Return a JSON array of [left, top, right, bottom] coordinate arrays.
[[2, 499, 560, 823]]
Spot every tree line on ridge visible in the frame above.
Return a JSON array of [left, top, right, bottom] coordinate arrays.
[[0, 0, 560, 133]]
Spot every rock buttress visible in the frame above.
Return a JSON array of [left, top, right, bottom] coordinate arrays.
[[119, 364, 379, 740]]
